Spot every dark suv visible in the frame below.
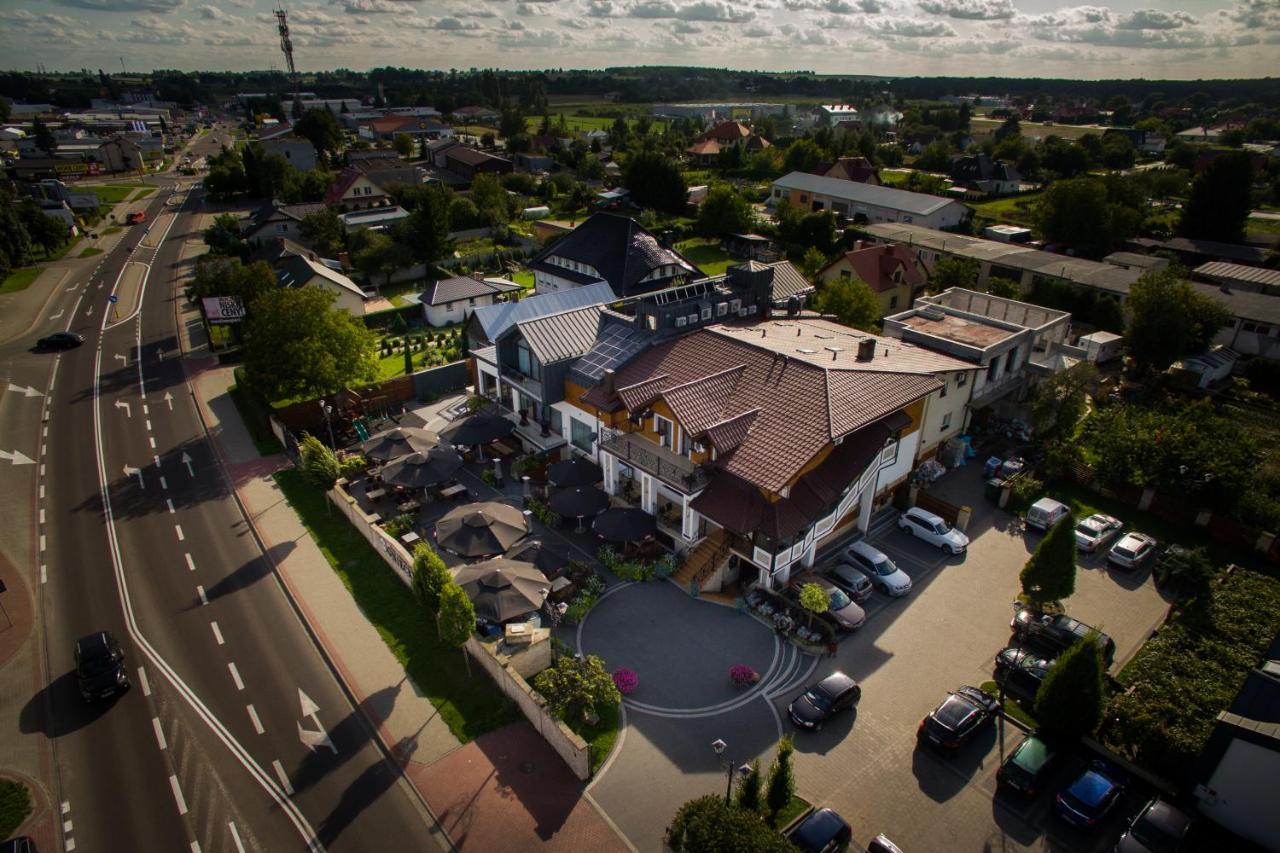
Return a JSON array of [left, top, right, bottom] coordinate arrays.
[[75, 631, 129, 702], [1010, 608, 1116, 664]]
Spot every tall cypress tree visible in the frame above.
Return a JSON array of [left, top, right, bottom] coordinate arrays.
[[1020, 511, 1077, 606]]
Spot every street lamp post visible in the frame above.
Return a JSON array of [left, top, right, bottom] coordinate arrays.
[[711, 739, 750, 805]]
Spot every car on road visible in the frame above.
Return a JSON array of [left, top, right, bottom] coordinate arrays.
[[788, 671, 862, 730], [993, 647, 1055, 701], [917, 685, 1000, 751], [75, 631, 129, 702], [997, 733, 1059, 798], [1026, 497, 1071, 532], [791, 573, 866, 631], [1011, 608, 1116, 664], [36, 331, 84, 351], [1074, 513, 1123, 552], [1116, 798, 1191, 853], [125, 211, 146, 225], [824, 561, 874, 603], [897, 507, 969, 555], [1055, 761, 1124, 829], [843, 540, 912, 596], [1108, 532, 1159, 571], [787, 807, 852, 853]]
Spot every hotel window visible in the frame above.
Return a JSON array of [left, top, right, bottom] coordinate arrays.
[[716, 302, 729, 317], [570, 419, 594, 452], [653, 414, 673, 449], [957, 372, 968, 387], [941, 413, 952, 430]]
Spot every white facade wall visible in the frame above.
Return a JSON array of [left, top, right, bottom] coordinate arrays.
[[1199, 739, 1280, 851], [917, 371, 975, 457], [424, 295, 500, 327]]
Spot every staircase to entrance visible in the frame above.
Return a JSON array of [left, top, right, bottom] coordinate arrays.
[[671, 527, 731, 592]]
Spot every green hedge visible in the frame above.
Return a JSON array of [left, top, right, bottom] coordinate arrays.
[[0, 780, 32, 839]]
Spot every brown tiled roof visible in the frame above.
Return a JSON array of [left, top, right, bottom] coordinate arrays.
[[827, 371, 939, 437], [659, 366, 745, 435], [616, 374, 669, 411], [824, 244, 925, 294], [687, 139, 720, 156], [703, 409, 759, 454], [704, 121, 752, 141]]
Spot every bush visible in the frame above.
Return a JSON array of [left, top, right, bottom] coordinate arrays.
[[730, 664, 759, 687], [0, 780, 32, 839], [764, 736, 796, 827], [1034, 634, 1105, 737], [339, 454, 369, 478], [1006, 473, 1044, 513], [667, 795, 795, 853]]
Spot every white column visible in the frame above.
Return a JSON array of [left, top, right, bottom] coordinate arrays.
[[800, 544, 815, 568], [681, 497, 698, 542], [602, 452, 617, 496], [640, 473, 656, 514]]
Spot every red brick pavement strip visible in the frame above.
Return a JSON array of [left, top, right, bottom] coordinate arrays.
[[0, 769, 57, 853], [410, 722, 630, 853], [0, 549, 34, 668]]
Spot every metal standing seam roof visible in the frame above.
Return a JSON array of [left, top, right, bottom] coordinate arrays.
[[513, 304, 608, 364], [1195, 261, 1280, 289], [468, 281, 618, 344], [422, 275, 521, 307], [772, 171, 967, 217]]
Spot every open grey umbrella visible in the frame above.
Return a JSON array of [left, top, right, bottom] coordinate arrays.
[[440, 409, 515, 447], [546, 456, 603, 488], [380, 447, 464, 490], [362, 427, 439, 462], [549, 486, 610, 531], [593, 507, 657, 543], [435, 501, 531, 557], [453, 558, 549, 623]]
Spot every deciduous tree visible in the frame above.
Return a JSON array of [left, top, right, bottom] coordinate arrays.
[[532, 654, 621, 723], [814, 276, 881, 332], [931, 257, 979, 291], [1030, 362, 1099, 444], [411, 544, 452, 618], [623, 150, 687, 213], [299, 208, 346, 257], [1125, 267, 1232, 372], [695, 185, 754, 237], [294, 107, 343, 158], [666, 795, 795, 853], [437, 582, 476, 674], [1179, 151, 1253, 243], [764, 735, 796, 827], [392, 132, 414, 158], [798, 583, 829, 617]]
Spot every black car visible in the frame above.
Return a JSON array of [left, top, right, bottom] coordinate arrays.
[[36, 332, 85, 351], [1010, 608, 1116, 664], [1116, 798, 1192, 853], [996, 733, 1059, 798], [993, 647, 1055, 701], [789, 671, 862, 730], [917, 685, 1001, 750], [787, 807, 852, 853], [1055, 760, 1124, 830], [75, 631, 129, 702]]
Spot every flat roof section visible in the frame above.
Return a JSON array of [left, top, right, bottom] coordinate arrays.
[[899, 312, 1018, 348]]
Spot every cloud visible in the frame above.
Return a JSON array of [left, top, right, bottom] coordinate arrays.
[[333, 0, 423, 13], [919, 0, 1015, 20], [1115, 8, 1196, 28], [434, 16, 483, 29], [743, 23, 773, 35], [672, 18, 701, 31], [586, 0, 618, 14], [874, 16, 955, 35], [629, 0, 754, 21], [52, 0, 184, 11], [630, 0, 677, 15], [498, 25, 571, 45]]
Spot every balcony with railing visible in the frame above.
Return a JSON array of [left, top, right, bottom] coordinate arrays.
[[969, 369, 1025, 407], [499, 365, 544, 403], [599, 432, 710, 494]]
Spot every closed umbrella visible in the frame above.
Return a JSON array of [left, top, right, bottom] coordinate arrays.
[[593, 507, 657, 543], [546, 456, 603, 488], [380, 447, 464, 490], [362, 427, 439, 462], [549, 486, 610, 532], [435, 501, 531, 557], [440, 409, 515, 448], [453, 558, 549, 623]]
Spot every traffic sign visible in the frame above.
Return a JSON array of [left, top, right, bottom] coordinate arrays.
[[108, 294, 119, 303]]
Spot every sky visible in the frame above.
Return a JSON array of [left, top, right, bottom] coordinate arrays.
[[0, 0, 1277, 81]]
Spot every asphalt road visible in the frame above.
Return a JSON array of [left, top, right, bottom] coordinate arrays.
[[2, 130, 443, 852]]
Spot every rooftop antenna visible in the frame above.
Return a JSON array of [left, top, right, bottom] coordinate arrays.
[[274, 5, 301, 118]]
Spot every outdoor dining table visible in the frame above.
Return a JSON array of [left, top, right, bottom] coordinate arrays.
[[401, 531, 421, 545], [438, 483, 468, 499], [397, 500, 421, 513], [366, 488, 387, 501]]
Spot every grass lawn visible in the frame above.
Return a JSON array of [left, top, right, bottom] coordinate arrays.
[[569, 702, 620, 776], [510, 269, 535, 289], [676, 238, 737, 277], [131, 185, 157, 199], [274, 469, 519, 742], [89, 185, 139, 205], [79, 246, 104, 258], [969, 192, 1042, 227], [878, 170, 911, 187], [227, 377, 284, 457], [0, 779, 33, 839], [1247, 216, 1280, 236], [773, 795, 813, 831], [103, 225, 122, 235], [980, 681, 1039, 729], [0, 267, 42, 294]]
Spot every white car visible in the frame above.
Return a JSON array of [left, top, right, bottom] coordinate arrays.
[[898, 507, 969, 555], [1074, 513, 1123, 552], [843, 540, 913, 596], [1108, 532, 1159, 570]]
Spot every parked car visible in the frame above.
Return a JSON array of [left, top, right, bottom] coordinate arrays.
[[1055, 761, 1124, 829], [36, 331, 84, 351], [993, 647, 1055, 701], [997, 733, 1060, 798], [787, 807, 852, 853], [843, 540, 912, 596], [897, 507, 969, 555], [125, 210, 146, 225], [866, 836, 903, 853], [1010, 608, 1116, 664], [1108, 532, 1159, 570], [788, 671, 862, 730], [825, 561, 874, 603], [75, 631, 129, 702], [1026, 497, 1070, 532], [1116, 798, 1191, 853], [1075, 513, 1123, 552], [791, 573, 866, 631], [917, 685, 1000, 751]]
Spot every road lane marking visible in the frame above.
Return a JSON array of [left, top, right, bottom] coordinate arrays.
[[211, 621, 224, 645], [272, 760, 294, 796], [228, 662, 244, 691], [39, 508, 45, 525], [229, 821, 247, 853], [65, 840, 75, 851], [185, 552, 196, 572], [169, 775, 188, 815], [61, 801, 69, 814], [138, 666, 151, 696], [63, 820, 72, 833], [39, 464, 45, 476], [154, 455, 161, 468], [247, 704, 265, 735], [175, 524, 184, 541], [166, 498, 175, 514], [160, 475, 168, 489], [149, 436, 157, 449], [153, 717, 167, 749], [197, 585, 208, 605], [39, 484, 44, 500], [42, 425, 48, 438], [190, 844, 200, 853], [146, 419, 152, 431], [143, 405, 149, 416], [39, 534, 45, 553], [40, 564, 46, 584]]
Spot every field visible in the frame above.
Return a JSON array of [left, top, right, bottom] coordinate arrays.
[[676, 238, 737, 277], [971, 117, 1107, 142], [968, 191, 1043, 228], [87, 183, 155, 206], [0, 267, 42, 294]]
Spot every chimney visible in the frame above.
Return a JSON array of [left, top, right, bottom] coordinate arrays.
[[337, 251, 351, 268], [854, 239, 864, 251], [603, 368, 616, 395], [856, 338, 876, 362]]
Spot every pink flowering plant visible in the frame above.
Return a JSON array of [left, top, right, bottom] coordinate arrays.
[[730, 664, 759, 687], [612, 667, 638, 695]]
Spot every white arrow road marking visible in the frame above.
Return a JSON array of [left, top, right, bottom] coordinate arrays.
[[181, 452, 194, 477], [163, 391, 174, 410], [299, 688, 321, 719], [115, 400, 131, 417], [0, 449, 36, 466], [123, 465, 143, 488], [6, 384, 43, 398], [49, 309, 64, 321], [114, 353, 127, 365], [297, 688, 337, 754]]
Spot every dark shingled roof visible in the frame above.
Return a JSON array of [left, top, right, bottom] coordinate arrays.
[[529, 213, 707, 297], [422, 276, 521, 307]]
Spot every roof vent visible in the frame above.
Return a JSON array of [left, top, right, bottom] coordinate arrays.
[[824, 346, 844, 360], [856, 338, 876, 362], [797, 347, 817, 354]]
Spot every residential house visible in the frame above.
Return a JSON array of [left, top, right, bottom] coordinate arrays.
[[810, 157, 880, 186], [240, 202, 327, 245], [350, 156, 426, 190], [721, 233, 779, 263], [30, 179, 99, 213], [97, 136, 145, 173], [30, 199, 77, 234], [818, 242, 927, 317], [1127, 236, 1269, 268], [338, 205, 410, 234], [421, 275, 522, 328], [702, 121, 752, 143], [883, 288, 1072, 433], [275, 254, 383, 316], [425, 137, 462, 169], [528, 213, 705, 297], [261, 136, 317, 172], [816, 105, 860, 125], [513, 152, 554, 173], [686, 139, 721, 167], [322, 166, 391, 209], [950, 153, 1021, 195], [771, 171, 971, 230], [249, 236, 340, 269], [1102, 127, 1166, 155], [361, 115, 453, 142], [1176, 126, 1222, 143], [1194, 262, 1280, 295], [443, 146, 513, 180], [450, 105, 500, 123]]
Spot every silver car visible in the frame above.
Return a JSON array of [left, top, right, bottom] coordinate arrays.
[[825, 561, 874, 602], [898, 507, 969, 555], [844, 540, 913, 596]]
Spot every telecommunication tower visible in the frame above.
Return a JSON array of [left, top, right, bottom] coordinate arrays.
[[274, 6, 302, 117]]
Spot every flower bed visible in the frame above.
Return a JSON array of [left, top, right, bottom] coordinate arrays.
[[745, 587, 835, 648], [598, 545, 678, 581]]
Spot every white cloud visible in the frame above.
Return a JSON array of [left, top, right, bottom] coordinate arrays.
[[875, 16, 955, 35], [629, 0, 753, 21], [586, 0, 618, 14], [919, 0, 1015, 20], [53, 0, 185, 11], [743, 22, 773, 35], [1115, 8, 1196, 28], [672, 18, 701, 30]]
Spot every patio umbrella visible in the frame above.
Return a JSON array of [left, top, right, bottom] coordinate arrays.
[[440, 409, 515, 447], [380, 447, 464, 490], [548, 486, 610, 519], [453, 558, 549, 623], [508, 540, 571, 580], [362, 427, 439, 463], [593, 507, 657, 543], [546, 456, 603, 488], [435, 501, 531, 557]]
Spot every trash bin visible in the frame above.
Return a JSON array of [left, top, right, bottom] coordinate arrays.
[[985, 477, 1004, 503], [983, 456, 1003, 478]]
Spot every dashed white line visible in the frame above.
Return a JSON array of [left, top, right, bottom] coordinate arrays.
[[160, 475, 168, 489], [149, 436, 157, 449], [39, 484, 45, 500], [39, 534, 46, 553], [175, 524, 184, 541], [39, 463, 46, 476], [211, 621, 224, 645], [228, 662, 244, 691], [190, 843, 201, 853], [247, 704, 265, 735], [146, 419, 152, 431], [166, 498, 175, 514], [65, 838, 76, 851], [154, 455, 161, 468], [169, 774, 188, 815], [197, 585, 208, 605], [137, 666, 151, 696], [153, 717, 168, 750], [39, 508, 45, 525], [143, 405, 149, 416], [271, 760, 293, 795], [61, 802, 70, 815], [63, 820, 72, 833], [229, 821, 247, 853], [42, 425, 48, 438], [185, 552, 196, 572], [40, 564, 47, 584]]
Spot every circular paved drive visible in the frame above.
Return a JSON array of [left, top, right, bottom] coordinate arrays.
[[578, 580, 781, 713]]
